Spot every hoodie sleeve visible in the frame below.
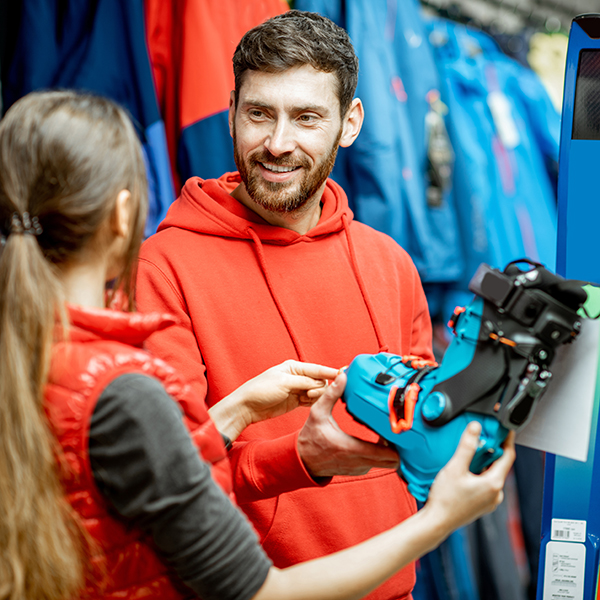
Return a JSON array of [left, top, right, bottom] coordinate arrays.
[[227, 432, 329, 505], [137, 256, 210, 400], [406, 261, 434, 360], [409, 267, 435, 363], [136, 255, 327, 502]]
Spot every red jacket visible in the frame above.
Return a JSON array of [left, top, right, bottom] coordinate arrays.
[[137, 174, 434, 600], [45, 304, 232, 598], [144, 0, 288, 189]]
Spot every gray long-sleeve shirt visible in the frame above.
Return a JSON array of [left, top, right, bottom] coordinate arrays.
[[89, 373, 272, 600]]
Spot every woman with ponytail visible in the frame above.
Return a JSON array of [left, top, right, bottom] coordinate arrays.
[[0, 91, 514, 600]]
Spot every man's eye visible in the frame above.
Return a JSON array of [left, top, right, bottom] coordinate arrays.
[[299, 114, 316, 123], [250, 110, 265, 118]]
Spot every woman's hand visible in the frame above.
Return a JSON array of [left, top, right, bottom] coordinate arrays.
[[423, 422, 516, 538], [251, 412, 516, 600], [208, 360, 339, 442]]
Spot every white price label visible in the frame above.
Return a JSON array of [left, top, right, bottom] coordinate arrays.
[[551, 519, 587, 543], [487, 90, 520, 149]]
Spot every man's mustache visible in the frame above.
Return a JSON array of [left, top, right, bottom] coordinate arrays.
[[250, 150, 310, 169]]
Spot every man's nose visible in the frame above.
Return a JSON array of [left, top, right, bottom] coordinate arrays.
[[264, 119, 296, 156]]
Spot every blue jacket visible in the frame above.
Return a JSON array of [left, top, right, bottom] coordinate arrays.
[[426, 17, 559, 295], [2, 0, 174, 236], [295, 0, 465, 284]]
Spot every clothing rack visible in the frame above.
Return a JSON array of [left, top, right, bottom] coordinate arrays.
[[419, 0, 599, 34]]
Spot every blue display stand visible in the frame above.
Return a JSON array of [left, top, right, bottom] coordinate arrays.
[[537, 14, 600, 600]]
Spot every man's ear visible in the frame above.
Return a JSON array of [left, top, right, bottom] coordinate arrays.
[[228, 91, 236, 138], [339, 98, 364, 148], [111, 189, 132, 238]]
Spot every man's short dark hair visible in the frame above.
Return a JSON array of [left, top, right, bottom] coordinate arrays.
[[233, 10, 359, 118]]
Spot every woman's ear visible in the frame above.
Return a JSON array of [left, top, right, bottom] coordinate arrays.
[[339, 98, 365, 148], [111, 189, 132, 238]]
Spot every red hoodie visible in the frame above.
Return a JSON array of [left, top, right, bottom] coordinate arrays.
[[137, 173, 434, 600]]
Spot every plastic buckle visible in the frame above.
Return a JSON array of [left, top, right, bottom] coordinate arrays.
[[447, 306, 466, 332], [388, 383, 420, 434], [400, 355, 439, 370]]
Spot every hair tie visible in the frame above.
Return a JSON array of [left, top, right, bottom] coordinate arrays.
[[10, 212, 43, 236]]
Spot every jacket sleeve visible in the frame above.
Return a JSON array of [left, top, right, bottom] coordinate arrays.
[[136, 255, 326, 502]]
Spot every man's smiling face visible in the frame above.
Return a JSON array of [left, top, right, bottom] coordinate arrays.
[[230, 65, 343, 214]]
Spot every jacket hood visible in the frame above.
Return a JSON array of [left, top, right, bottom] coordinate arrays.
[[157, 172, 354, 243]]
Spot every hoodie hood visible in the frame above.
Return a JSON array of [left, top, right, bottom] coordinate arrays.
[[157, 172, 354, 243], [154, 172, 387, 360]]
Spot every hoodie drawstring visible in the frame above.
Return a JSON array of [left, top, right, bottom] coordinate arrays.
[[247, 218, 387, 359], [342, 214, 389, 353], [247, 227, 306, 361]]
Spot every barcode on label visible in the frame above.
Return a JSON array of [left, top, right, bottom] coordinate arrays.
[[553, 529, 570, 539], [551, 519, 586, 543]]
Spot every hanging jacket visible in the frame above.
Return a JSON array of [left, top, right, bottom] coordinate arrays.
[[295, 0, 465, 285], [137, 172, 434, 600], [45, 304, 232, 598], [425, 17, 559, 317], [144, 0, 288, 190], [1, 0, 174, 237]]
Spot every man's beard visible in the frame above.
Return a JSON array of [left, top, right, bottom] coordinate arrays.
[[233, 127, 341, 214]]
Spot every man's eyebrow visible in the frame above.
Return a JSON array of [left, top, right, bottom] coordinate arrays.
[[291, 103, 330, 115], [241, 99, 331, 115], [241, 99, 274, 110]]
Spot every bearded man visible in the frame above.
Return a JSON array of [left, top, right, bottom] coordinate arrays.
[[137, 11, 434, 600]]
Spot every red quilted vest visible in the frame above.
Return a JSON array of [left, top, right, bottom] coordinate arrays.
[[44, 304, 233, 599]]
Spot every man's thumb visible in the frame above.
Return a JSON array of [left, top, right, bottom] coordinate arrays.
[[312, 371, 346, 415]]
